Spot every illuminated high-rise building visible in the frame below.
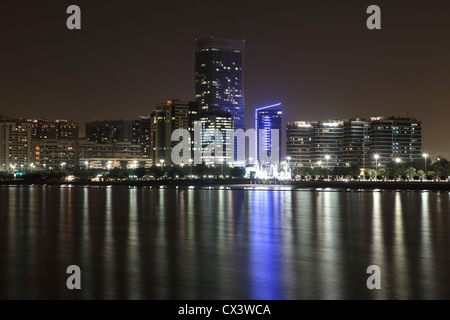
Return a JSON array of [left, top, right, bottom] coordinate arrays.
[[193, 110, 234, 165], [132, 116, 152, 158], [31, 119, 78, 140], [286, 120, 344, 167], [287, 116, 422, 168], [255, 103, 282, 164], [343, 118, 370, 167], [369, 116, 422, 166], [194, 37, 246, 162], [0, 121, 33, 171], [151, 100, 198, 165]]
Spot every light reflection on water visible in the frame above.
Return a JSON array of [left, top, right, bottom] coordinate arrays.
[[0, 186, 449, 299]]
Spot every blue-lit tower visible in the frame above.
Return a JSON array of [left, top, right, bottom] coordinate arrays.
[[255, 103, 282, 164]]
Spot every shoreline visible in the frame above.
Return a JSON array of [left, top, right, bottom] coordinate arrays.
[[1, 179, 450, 191]]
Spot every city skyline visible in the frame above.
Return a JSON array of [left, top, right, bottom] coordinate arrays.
[[1, 1, 449, 160]]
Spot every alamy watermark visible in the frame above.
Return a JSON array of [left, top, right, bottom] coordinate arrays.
[[171, 123, 280, 165], [366, 265, 381, 290], [66, 5, 381, 31], [66, 265, 81, 290]]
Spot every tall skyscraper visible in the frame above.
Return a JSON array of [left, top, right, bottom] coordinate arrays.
[[255, 103, 282, 164], [194, 37, 246, 162], [151, 100, 198, 165]]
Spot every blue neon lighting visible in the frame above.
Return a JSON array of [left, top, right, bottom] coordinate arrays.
[[255, 103, 282, 162]]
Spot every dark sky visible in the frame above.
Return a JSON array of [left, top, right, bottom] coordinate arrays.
[[1, 0, 449, 159]]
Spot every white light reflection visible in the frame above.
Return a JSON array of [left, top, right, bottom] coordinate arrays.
[[154, 187, 168, 299], [103, 186, 116, 298], [319, 191, 344, 299], [6, 187, 18, 298], [127, 188, 142, 299], [393, 192, 409, 299], [371, 191, 387, 299], [80, 187, 92, 299], [419, 192, 436, 298]]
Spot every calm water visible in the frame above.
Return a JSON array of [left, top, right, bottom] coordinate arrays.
[[0, 185, 449, 300]]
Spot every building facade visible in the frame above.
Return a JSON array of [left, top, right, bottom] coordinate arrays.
[[287, 116, 422, 168], [194, 37, 246, 162], [0, 121, 33, 172], [255, 105, 282, 164], [32, 119, 78, 140], [86, 120, 133, 144], [343, 118, 370, 167], [132, 116, 152, 158], [369, 116, 422, 166], [194, 110, 234, 165], [286, 120, 345, 167], [151, 100, 198, 165], [33, 139, 147, 170], [286, 122, 313, 167]]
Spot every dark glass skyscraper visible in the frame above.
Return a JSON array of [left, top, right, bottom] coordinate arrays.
[[194, 37, 246, 134]]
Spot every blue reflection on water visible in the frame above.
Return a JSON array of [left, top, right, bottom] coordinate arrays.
[[249, 190, 282, 299]]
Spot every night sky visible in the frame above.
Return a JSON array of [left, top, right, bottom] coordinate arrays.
[[1, 0, 449, 158]]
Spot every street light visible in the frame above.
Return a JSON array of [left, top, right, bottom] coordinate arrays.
[[325, 155, 330, 179], [423, 153, 428, 175], [61, 162, 66, 172], [189, 158, 193, 178], [374, 154, 379, 179]]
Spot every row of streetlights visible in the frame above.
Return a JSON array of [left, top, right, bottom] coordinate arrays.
[[373, 153, 429, 179], [159, 158, 195, 178], [373, 153, 429, 170], [312, 152, 430, 179], [5, 163, 36, 172]]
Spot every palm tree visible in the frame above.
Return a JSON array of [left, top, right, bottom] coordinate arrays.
[[368, 169, 377, 179], [377, 167, 386, 179], [405, 167, 416, 180], [417, 170, 425, 179]]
